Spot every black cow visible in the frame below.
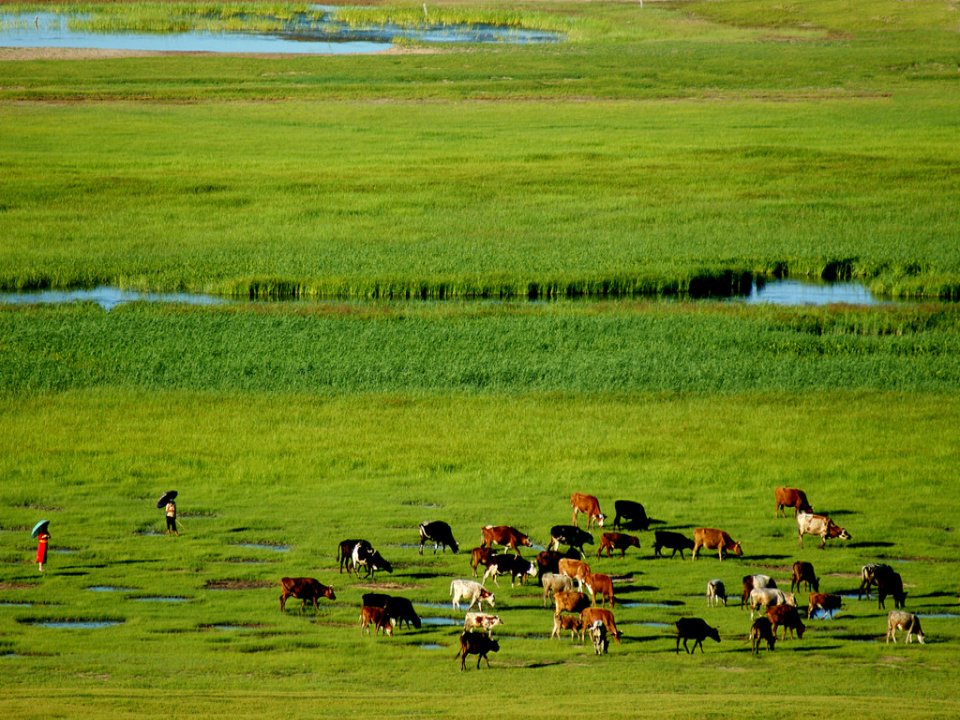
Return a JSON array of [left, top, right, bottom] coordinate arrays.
[[361, 593, 422, 629], [858, 563, 894, 600], [653, 531, 695, 559], [418, 520, 459, 555], [877, 570, 907, 609], [613, 500, 649, 531], [455, 631, 500, 671], [675, 617, 721, 654], [279, 577, 336, 613], [549, 525, 594, 557]]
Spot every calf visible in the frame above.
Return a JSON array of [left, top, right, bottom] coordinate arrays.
[[464, 612, 502, 637], [774, 487, 812, 518], [352, 543, 393, 578], [613, 499, 649, 531], [483, 553, 538, 587], [674, 617, 720, 654], [706, 579, 727, 607], [580, 607, 622, 644], [279, 577, 336, 613], [418, 520, 459, 555], [790, 561, 819, 593], [584, 572, 615, 608], [450, 579, 495, 612], [766, 604, 805, 640], [541, 572, 575, 607], [749, 588, 796, 619], [877, 570, 907, 609], [481, 525, 532, 554], [750, 617, 776, 654], [571, 492, 606, 529], [361, 593, 421, 630], [549, 525, 594, 557], [741, 574, 777, 609], [653, 531, 695, 559], [551, 613, 584, 642], [336, 538, 367, 573], [797, 512, 851, 549], [692, 528, 743, 561], [359, 606, 393, 636], [455, 632, 499, 671], [469, 546, 495, 577], [807, 592, 842, 619], [886, 611, 925, 644], [589, 620, 609, 655], [859, 563, 894, 599], [597, 532, 641, 559], [554, 590, 592, 616]]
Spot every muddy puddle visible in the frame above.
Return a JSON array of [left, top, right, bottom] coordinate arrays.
[[231, 543, 290, 552], [25, 619, 123, 629], [131, 596, 190, 603]]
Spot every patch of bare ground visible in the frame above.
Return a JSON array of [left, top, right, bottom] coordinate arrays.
[[0, 582, 36, 590], [355, 582, 420, 591], [204, 579, 274, 590]]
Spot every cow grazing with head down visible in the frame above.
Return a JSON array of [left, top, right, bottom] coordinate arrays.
[[359, 606, 393, 636], [481, 525, 532, 554], [464, 612, 503, 637], [450, 579, 495, 612], [418, 520, 459, 555], [352, 543, 393, 578], [597, 532, 641, 559], [653, 531, 695, 559], [571, 493, 605, 529], [750, 617, 776, 654], [791, 561, 819, 593], [775, 487, 813, 518], [740, 574, 777, 609], [558, 558, 592, 591], [549, 525, 594, 557], [692, 528, 743, 561], [482, 553, 538, 587], [551, 613, 584, 642], [613, 499, 649, 531], [766, 604, 805, 640], [877, 570, 907, 609], [675, 617, 720, 654], [796, 512, 851, 549], [807, 592, 843, 619], [455, 632, 499, 671], [589, 620, 609, 655], [279, 577, 336, 613], [887, 611, 925, 644], [859, 563, 894, 600], [361, 593, 422, 630], [706, 579, 727, 607], [580, 607, 622, 644], [469, 546, 496, 577]]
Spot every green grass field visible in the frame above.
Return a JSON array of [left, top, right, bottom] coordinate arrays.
[[2, 1, 960, 717]]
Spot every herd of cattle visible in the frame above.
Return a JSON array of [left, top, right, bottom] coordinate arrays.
[[277, 489, 929, 668]]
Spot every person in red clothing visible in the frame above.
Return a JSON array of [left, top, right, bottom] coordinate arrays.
[[36, 530, 50, 572]]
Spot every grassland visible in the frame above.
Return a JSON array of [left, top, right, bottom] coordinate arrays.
[[2, 1, 960, 717]]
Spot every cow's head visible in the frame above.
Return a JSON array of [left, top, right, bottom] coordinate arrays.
[[519, 534, 533, 547], [324, 586, 336, 600], [829, 523, 851, 541], [372, 553, 393, 573], [731, 542, 744, 557]]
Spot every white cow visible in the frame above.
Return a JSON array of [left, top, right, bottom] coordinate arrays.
[[450, 579, 495, 612], [541, 572, 575, 607], [464, 612, 503, 636], [797, 511, 851, 549], [740, 574, 777, 608], [706, 579, 727, 607], [749, 588, 796, 619], [886, 611, 925, 644]]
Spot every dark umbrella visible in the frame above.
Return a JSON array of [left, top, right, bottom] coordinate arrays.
[[156, 490, 178, 509], [31, 519, 50, 538]]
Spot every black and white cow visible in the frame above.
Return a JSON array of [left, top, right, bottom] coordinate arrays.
[[418, 520, 459, 555], [482, 553, 538, 587], [549, 525, 594, 558], [352, 543, 393, 578]]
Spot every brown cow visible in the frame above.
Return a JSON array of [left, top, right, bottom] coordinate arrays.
[[584, 572, 615, 608], [750, 617, 776, 654], [359, 605, 393, 636], [480, 525, 532, 554], [775, 487, 812, 518], [807, 592, 843, 619], [455, 632, 499, 671], [536, 548, 579, 579], [551, 613, 584, 642], [597, 532, 641, 559], [558, 558, 592, 590], [692, 528, 743, 561], [790, 561, 819, 593], [580, 607, 622, 644], [766, 604, 806, 640], [469, 546, 495, 577], [554, 590, 592, 616], [571, 493, 606, 529], [279, 577, 336, 613]]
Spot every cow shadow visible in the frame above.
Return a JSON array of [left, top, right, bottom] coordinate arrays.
[[745, 553, 791, 561], [847, 541, 895, 549], [821, 509, 858, 517]]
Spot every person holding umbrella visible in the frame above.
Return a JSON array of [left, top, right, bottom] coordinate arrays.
[[32, 520, 50, 572], [157, 491, 179, 536]]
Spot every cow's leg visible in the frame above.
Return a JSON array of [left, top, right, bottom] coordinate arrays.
[[675, 636, 681, 654], [691, 543, 700, 561], [280, 592, 287, 613]]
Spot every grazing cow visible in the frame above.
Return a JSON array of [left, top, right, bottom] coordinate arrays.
[[359, 605, 393, 636], [337, 538, 368, 573], [469, 546, 496, 577], [584, 572, 616, 608], [597, 532, 641, 559], [549, 525, 594, 557], [480, 525, 533, 554], [807, 592, 843, 619], [551, 613, 584, 642], [613, 499, 649, 531], [352, 543, 393, 578], [706, 579, 727, 607], [692, 528, 743, 561], [541, 572, 575, 607], [279, 577, 336, 613], [877, 570, 907, 609], [859, 563, 894, 599], [570, 493, 606, 529], [464, 612, 503, 637], [750, 617, 776, 654], [535, 549, 580, 581], [766, 604, 806, 640], [589, 620, 609, 655], [674, 617, 720, 654], [580, 607, 622, 644], [796, 512, 851, 549], [791, 561, 819, 593], [886, 611, 925, 644], [554, 590, 592, 616], [749, 588, 796, 619], [455, 632, 499, 671], [361, 593, 422, 630], [558, 558, 592, 591], [740, 574, 777, 609], [450, 579, 495, 612], [774, 487, 813, 518], [483, 553, 538, 587], [653, 531, 695, 559], [418, 520, 459, 555]]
